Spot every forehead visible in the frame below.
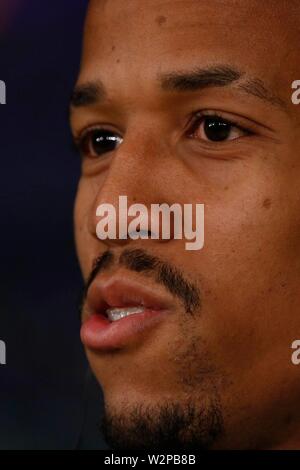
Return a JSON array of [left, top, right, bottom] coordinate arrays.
[[80, 0, 299, 102]]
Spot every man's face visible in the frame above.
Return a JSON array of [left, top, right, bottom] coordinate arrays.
[[71, 0, 300, 449]]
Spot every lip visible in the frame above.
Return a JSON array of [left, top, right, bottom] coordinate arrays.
[[80, 274, 172, 351]]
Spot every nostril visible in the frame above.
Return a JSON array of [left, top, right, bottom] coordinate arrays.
[[128, 229, 153, 239]]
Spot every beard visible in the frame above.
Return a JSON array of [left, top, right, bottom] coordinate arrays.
[[101, 391, 224, 451], [82, 248, 225, 450], [98, 323, 225, 451], [98, 328, 225, 451]]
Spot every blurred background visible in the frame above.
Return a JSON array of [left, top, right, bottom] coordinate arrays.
[[0, 0, 106, 449]]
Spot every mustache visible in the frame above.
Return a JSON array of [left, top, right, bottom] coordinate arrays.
[[81, 248, 201, 315]]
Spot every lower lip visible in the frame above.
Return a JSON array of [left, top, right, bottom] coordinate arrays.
[[80, 309, 168, 351]]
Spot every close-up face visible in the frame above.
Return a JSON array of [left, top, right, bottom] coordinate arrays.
[[71, 0, 300, 449]]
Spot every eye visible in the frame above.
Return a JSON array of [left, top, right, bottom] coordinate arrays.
[[189, 114, 249, 142], [76, 128, 123, 158]]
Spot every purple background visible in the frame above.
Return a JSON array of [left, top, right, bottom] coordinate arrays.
[[0, 0, 106, 449]]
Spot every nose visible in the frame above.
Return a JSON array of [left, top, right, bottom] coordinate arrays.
[[87, 127, 172, 248]]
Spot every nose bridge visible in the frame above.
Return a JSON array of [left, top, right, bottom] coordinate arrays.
[[88, 127, 164, 243], [99, 125, 161, 200]]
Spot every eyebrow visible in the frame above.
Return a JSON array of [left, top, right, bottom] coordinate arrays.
[[159, 65, 285, 109], [70, 81, 106, 108], [70, 65, 285, 110]]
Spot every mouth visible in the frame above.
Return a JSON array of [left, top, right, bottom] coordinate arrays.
[[80, 274, 172, 351], [105, 305, 147, 322]]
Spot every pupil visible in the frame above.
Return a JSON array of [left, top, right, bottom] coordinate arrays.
[[92, 130, 120, 154], [204, 118, 231, 141]]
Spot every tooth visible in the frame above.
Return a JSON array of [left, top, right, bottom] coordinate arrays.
[[106, 306, 145, 322]]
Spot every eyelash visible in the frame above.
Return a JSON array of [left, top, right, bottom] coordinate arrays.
[[73, 111, 252, 158], [73, 125, 121, 156], [186, 111, 252, 137]]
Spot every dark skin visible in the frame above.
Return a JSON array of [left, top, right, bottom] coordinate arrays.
[[71, 0, 300, 449]]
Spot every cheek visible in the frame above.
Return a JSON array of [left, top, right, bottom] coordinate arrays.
[[73, 180, 92, 275], [204, 166, 282, 256], [199, 178, 300, 357], [74, 186, 83, 239]]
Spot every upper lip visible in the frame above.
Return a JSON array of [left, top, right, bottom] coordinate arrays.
[[84, 272, 173, 319]]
